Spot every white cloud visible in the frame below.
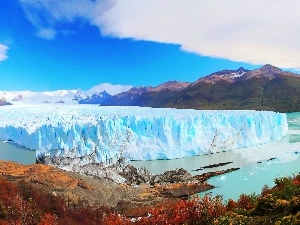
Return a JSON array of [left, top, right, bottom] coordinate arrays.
[[20, 0, 300, 69], [0, 44, 8, 61], [87, 83, 132, 96], [20, 0, 98, 39], [36, 28, 56, 40], [93, 0, 300, 69]]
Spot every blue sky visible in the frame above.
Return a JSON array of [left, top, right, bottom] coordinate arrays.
[[0, 0, 299, 92]]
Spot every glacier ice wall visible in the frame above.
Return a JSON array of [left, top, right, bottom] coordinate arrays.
[[0, 105, 288, 165]]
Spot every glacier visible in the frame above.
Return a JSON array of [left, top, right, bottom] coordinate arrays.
[[0, 105, 288, 166]]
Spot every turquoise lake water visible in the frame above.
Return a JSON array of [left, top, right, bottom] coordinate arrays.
[[0, 141, 36, 165], [132, 112, 300, 200], [0, 112, 299, 200]]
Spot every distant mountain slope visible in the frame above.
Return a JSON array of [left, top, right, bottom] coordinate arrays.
[[163, 65, 300, 112], [0, 84, 130, 105], [0, 99, 11, 106], [0, 89, 114, 106], [73, 89, 88, 101], [99, 64, 300, 112], [0, 90, 79, 105], [79, 91, 112, 104], [194, 67, 249, 84], [102, 81, 190, 106], [2, 65, 300, 112]]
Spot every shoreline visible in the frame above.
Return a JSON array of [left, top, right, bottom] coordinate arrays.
[[0, 159, 239, 217]]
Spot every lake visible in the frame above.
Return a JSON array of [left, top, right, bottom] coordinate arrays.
[[0, 141, 36, 165], [132, 112, 300, 200], [0, 112, 299, 200]]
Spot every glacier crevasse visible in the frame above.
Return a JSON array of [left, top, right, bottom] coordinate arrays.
[[0, 105, 288, 165]]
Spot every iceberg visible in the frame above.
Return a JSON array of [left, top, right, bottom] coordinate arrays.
[[0, 105, 288, 166]]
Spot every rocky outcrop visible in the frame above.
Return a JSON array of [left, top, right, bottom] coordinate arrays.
[[0, 159, 241, 218], [120, 164, 153, 185], [160, 182, 213, 198], [120, 165, 198, 186], [155, 168, 193, 183], [0, 99, 11, 106], [194, 168, 240, 183]]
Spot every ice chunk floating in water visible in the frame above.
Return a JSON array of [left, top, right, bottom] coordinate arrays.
[[0, 105, 288, 165]]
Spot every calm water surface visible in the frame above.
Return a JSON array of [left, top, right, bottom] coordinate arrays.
[[0, 141, 36, 165], [132, 112, 300, 200]]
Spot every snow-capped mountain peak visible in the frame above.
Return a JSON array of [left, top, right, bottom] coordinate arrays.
[[230, 67, 247, 79], [73, 89, 88, 101], [0, 89, 108, 105], [0, 90, 79, 105], [0, 83, 133, 105], [194, 67, 250, 85], [78, 91, 112, 104], [0, 91, 18, 101], [42, 90, 76, 97]]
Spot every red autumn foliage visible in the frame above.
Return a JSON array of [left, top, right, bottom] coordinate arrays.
[[226, 199, 237, 211], [102, 195, 226, 225], [103, 212, 131, 225], [39, 213, 58, 225], [0, 173, 299, 224], [236, 194, 256, 210], [292, 174, 300, 185], [0, 175, 115, 225]]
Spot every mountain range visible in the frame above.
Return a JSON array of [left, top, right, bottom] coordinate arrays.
[[2, 64, 300, 112]]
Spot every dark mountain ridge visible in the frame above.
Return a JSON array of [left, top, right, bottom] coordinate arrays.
[[98, 64, 300, 112], [163, 65, 300, 112], [194, 66, 249, 84], [79, 90, 112, 104], [3, 64, 300, 112], [101, 81, 190, 107]]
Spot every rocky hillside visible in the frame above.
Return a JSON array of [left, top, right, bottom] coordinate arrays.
[[1, 160, 299, 224], [2, 64, 300, 112], [96, 64, 300, 112], [0, 159, 233, 217], [163, 65, 300, 112], [101, 81, 190, 107], [193, 66, 249, 84]]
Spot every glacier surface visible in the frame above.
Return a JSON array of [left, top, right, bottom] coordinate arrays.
[[0, 105, 288, 165]]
